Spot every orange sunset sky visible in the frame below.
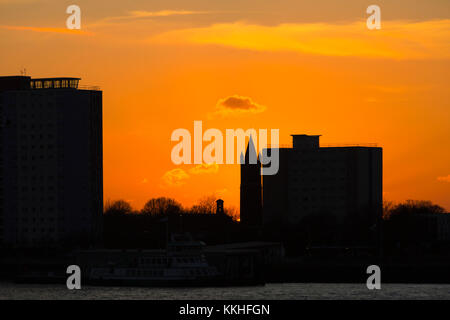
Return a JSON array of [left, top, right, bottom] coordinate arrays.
[[0, 0, 449, 212]]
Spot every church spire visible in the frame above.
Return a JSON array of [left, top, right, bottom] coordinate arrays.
[[244, 135, 259, 165], [240, 135, 262, 226]]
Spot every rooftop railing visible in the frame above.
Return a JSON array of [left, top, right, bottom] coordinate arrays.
[[321, 143, 378, 148], [78, 85, 101, 91], [30, 78, 80, 90], [29, 78, 100, 91], [266, 143, 378, 149]]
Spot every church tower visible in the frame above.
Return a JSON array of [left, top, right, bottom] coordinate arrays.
[[240, 136, 262, 226]]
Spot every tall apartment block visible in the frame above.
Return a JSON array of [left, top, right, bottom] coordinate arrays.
[[0, 76, 103, 247], [241, 134, 382, 244]]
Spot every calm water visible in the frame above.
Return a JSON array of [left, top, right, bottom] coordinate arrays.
[[0, 282, 449, 299]]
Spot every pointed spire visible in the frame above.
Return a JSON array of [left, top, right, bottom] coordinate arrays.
[[245, 135, 258, 164]]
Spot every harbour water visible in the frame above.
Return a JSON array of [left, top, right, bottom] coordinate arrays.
[[1, 282, 449, 300]]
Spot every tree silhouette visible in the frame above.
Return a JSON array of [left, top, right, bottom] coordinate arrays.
[[224, 206, 239, 221], [104, 199, 134, 216], [141, 197, 183, 216], [383, 200, 448, 252], [189, 195, 217, 214], [383, 200, 395, 220], [387, 200, 445, 217]]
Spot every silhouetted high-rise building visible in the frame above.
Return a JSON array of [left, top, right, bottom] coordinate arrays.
[[0, 76, 103, 247], [241, 134, 382, 244], [240, 137, 262, 226], [264, 135, 382, 243]]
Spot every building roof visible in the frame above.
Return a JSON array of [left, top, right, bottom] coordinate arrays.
[[0, 75, 100, 91]]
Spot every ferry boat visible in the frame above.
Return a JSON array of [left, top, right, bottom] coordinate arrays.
[[14, 234, 266, 287], [88, 234, 228, 287]]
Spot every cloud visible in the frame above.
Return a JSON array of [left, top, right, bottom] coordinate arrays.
[[437, 175, 450, 183], [161, 168, 189, 187], [161, 163, 220, 188], [189, 163, 219, 175], [211, 95, 266, 118], [129, 10, 207, 18], [149, 19, 450, 60], [0, 25, 92, 35], [94, 10, 209, 25]]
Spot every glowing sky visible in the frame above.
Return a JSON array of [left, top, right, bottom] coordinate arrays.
[[1, 0, 449, 212]]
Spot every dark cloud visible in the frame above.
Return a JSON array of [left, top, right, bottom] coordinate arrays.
[[212, 95, 266, 117]]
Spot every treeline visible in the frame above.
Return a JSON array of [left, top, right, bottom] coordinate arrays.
[[103, 196, 240, 249], [266, 200, 449, 256], [382, 200, 449, 256], [104, 196, 238, 219], [102, 197, 449, 256], [383, 199, 446, 219]]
